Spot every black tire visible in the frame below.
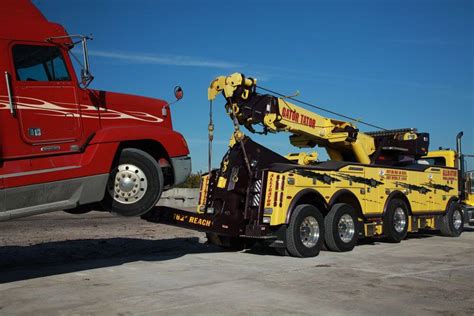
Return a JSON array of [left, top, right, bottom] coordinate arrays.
[[101, 148, 163, 217], [383, 198, 409, 243], [324, 203, 359, 252], [439, 202, 464, 237], [206, 233, 255, 251], [286, 204, 325, 258]]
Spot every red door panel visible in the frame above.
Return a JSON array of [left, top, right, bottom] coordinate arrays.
[[15, 85, 81, 144], [7, 42, 83, 157]]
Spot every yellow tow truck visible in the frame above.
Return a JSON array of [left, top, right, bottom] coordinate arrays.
[[144, 73, 472, 257]]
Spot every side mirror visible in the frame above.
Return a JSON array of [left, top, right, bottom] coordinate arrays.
[[80, 69, 87, 84], [174, 86, 183, 101], [80, 66, 94, 88]]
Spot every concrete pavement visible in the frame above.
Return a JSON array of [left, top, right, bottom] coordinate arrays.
[[0, 213, 473, 315]]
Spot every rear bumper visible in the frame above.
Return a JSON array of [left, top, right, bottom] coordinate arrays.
[[170, 156, 192, 186]]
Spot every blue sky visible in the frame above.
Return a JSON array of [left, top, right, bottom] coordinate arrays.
[[35, 0, 473, 171]]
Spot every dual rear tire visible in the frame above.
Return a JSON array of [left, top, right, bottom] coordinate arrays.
[[279, 203, 359, 257], [285, 204, 325, 257], [211, 199, 464, 258], [324, 203, 359, 252]]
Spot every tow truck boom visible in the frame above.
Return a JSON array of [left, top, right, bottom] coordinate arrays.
[[208, 73, 427, 165]]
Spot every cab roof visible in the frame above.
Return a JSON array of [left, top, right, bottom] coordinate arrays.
[[0, 0, 69, 43]]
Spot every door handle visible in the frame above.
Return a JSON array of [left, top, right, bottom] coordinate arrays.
[[4, 71, 16, 117]]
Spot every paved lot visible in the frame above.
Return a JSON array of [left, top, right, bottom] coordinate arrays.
[[0, 211, 473, 315]]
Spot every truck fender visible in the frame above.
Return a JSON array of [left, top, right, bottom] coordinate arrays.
[[383, 191, 412, 216], [89, 126, 189, 158], [285, 188, 328, 224], [328, 189, 364, 219], [444, 197, 459, 214]]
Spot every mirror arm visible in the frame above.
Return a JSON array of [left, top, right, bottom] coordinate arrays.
[[47, 34, 94, 88], [82, 38, 90, 79]]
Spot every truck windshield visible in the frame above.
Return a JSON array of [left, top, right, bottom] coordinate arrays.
[[13, 45, 71, 82]]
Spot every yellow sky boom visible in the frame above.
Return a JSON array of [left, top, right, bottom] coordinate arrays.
[[208, 73, 375, 164]]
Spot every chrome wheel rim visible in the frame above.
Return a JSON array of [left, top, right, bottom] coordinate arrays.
[[453, 209, 462, 230], [393, 207, 407, 233], [299, 216, 320, 248], [338, 214, 355, 243], [108, 164, 148, 204]]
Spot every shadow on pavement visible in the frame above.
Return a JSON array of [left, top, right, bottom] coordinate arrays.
[[0, 237, 219, 283], [2, 227, 472, 283]]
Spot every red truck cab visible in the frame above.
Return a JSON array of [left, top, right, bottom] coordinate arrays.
[[0, 0, 191, 220]]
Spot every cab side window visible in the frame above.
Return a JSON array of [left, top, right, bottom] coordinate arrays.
[[13, 45, 71, 82], [423, 157, 446, 166]]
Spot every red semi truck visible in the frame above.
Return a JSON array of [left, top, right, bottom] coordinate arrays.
[[0, 1, 191, 220]]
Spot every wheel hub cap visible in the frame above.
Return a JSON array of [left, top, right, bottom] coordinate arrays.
[[393, 207, 407, 233], [338, 214, 355, 243], [119, 176, 135, 192], [299, 216, 320, 248], [108, 164, 148, 204], [453, 210, 462, 230]]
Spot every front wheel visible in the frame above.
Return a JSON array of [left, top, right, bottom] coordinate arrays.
[[102, 148, 164, 217], [286, 204, 325, 258], [439, 202, 464, 237], [384, 198, 409, 243]]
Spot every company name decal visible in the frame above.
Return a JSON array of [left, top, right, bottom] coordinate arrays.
[[281, 107, 316, 128], [442, 170, 457, 182], [266, 173, 274, 207], [385, 169, 407, 181], [173, 213, 212, 227]]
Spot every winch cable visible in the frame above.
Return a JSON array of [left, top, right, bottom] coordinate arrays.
[[208, 97, 253, 179], [257, 85, 388, 131], [208, 100, 214, 175], [226, 98, 254, 220], [226, 97, 254, 179]]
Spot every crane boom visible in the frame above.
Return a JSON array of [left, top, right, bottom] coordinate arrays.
[[208, 73, 378, 164], [208, 73, 428, 166]]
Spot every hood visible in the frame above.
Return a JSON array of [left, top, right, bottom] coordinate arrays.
[[86, 89, 172, 129]]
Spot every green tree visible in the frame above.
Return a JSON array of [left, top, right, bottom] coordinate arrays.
[[176, 172, 202, 188]]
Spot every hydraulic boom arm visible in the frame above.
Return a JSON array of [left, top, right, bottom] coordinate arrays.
[[208, 73, 376, 164]]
